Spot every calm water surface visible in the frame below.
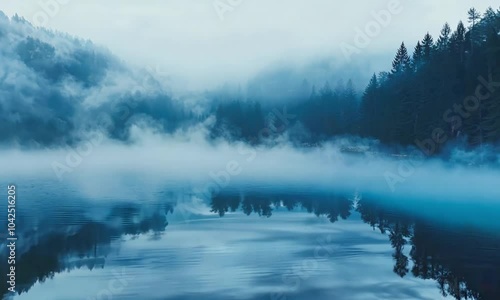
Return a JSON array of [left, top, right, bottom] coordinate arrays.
[[1, 180, 499, 300]]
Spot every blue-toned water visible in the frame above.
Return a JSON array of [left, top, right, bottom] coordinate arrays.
[[1, 177, 499, 300]]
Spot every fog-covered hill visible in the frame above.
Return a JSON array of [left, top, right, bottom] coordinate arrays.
[[0, 12, 189, 147], [1, 7, 500, 154]]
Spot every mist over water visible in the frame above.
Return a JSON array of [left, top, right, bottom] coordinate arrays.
[[1, 128, 499, 205]]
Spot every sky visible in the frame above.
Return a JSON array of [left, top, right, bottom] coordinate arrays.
[[0, 0, 496, 90]]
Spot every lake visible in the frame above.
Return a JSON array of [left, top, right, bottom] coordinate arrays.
[[1, 178, 499, 300]]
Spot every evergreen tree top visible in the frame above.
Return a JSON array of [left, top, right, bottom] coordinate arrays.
[[391, 42, 411, 74]]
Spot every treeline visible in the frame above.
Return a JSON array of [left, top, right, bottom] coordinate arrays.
[[2, 8, 499, 151], [359, 7, 500, 150], [211, 7, 500, 152], [209, 79, 359, 143], [210, 101, 266, 142]]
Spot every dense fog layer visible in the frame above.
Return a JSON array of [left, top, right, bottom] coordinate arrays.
[[1, 128, 498, 205]]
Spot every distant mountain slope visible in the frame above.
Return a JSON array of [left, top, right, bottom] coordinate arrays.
[[0, 12, 187, 147]]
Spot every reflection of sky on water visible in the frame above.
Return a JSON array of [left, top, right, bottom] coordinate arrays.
[[1, 177, 499, 300], [14, 211, 445, 300]]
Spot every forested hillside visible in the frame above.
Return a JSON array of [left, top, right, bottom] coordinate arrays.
[[209, 7, 500, 151], [1, 7, 499, 153], [359, 7, 500, 150], [0, 12, 189, 147]]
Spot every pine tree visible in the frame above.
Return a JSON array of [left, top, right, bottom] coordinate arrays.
[[360, 74, 379, 136], [412, 41, 424, 70], [342, 79, 358, 134], [483, 7, 497, 22], [468, 8, 481, 54], [478, 7, 499, 42], [437, 23, 452, 51], [467, 8, 481, 27], [319, 81, 333, 98], [319, 81, 336, 135], [392, 42, 411, 74], [455, 21, 466, 41], [422, 33, 434, 61], [450, 21, 467, 62]]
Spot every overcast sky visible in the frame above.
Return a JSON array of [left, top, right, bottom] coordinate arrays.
[[1, 0, 496, 90]]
